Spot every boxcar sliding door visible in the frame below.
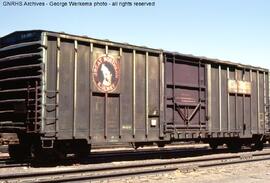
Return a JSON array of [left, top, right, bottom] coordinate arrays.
[[164, 54, 207, 137]]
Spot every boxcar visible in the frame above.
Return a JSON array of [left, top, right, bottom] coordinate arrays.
[[0, 30, 269, 159]]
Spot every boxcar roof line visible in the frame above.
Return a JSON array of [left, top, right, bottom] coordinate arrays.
[[164, 51, 268, 72], [1, 30, 268, 72]]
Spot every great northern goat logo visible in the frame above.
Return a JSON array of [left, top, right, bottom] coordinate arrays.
[[93, 55, 120, 92]]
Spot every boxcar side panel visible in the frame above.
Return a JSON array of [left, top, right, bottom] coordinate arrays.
[[243, 70, 251, 136], [229, 68, 236, 132], [210, 66, 219, 132], [251, 71, 258, 133], [220, 67, 228, 132], [43, 33, 163, 144], [236, 69, 243, 133], [120, 50, 133, 141], [135, 52, 146, 141], [58, 40, 75, 139], [259, 72, 265, 133], [148, 54, 161, 140], [91, 46, 107, 141], [75, 42, 90, 138], [164, 52, 269, 139], [209, 65, 268, 138], [44, 36, 57, 136], [107, 49, 121, 139]]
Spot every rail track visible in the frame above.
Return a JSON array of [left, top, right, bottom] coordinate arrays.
[[1, 149, 270, 183], [0, 159, 29, 169]]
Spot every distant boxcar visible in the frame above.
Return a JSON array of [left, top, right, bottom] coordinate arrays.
[[0, 30, 269, 159]]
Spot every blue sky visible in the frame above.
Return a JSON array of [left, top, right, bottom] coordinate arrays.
[[1, 0, 270, 68]]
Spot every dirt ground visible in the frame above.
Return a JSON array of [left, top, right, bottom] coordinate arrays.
[[107, 160, 270, 183]]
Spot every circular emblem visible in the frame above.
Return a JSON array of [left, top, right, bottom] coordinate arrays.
[[93, 55, 120, 92]]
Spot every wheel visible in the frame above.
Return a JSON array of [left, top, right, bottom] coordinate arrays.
[[131, 143, 144, 150], [11, 135, 45, 161], [252, 135, 265, 151], [75, 148, 89, 159], [157, 142, 165, 148], [209, 142, 218, 150], [8, 144, 30, 160], [253, 141, 264, 151], [29, 141, 43, 159], [74, 141, 90, 159]]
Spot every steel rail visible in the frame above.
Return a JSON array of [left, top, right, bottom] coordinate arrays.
[[1, 150, 270, 182]]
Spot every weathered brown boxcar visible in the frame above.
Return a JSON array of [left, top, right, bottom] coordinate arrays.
[[0, 30, 269, 159]]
